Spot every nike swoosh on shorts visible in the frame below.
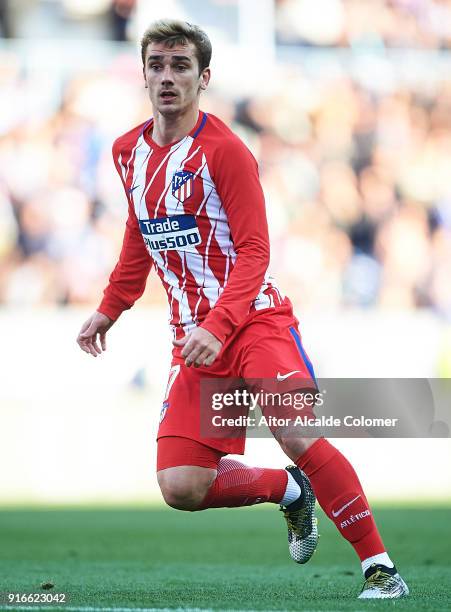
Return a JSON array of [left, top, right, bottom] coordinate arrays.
[[276, 370, 301, 381]]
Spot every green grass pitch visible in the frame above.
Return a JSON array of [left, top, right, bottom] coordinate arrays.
[[0, 505, 450, 611]]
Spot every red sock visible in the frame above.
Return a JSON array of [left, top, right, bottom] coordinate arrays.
[[199, 458, 287, 509], [297, 438, 385, 561]]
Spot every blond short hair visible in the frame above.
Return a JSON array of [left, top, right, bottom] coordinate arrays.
[[141, 19, 212, 74]]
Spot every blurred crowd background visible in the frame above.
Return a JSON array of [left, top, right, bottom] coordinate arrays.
[[1, 0, 451, 317]]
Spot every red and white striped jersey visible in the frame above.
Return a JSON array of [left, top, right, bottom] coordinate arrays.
[[98, 111, 285, 342]]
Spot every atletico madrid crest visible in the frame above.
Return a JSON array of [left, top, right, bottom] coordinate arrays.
[[172, 170, 194, 203]]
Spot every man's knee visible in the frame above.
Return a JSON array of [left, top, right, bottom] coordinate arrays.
[[159, 481, 200, 511], [157, 466, 216, 511]]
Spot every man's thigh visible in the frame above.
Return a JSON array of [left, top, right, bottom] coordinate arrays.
[[239, 309, 316, 385], [157, 358, 247, 455], [237, 310, 318, 436], [157, 436, 225, 471]]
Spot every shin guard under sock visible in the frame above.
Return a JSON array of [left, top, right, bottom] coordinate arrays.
[[296, 439, 385, 560]]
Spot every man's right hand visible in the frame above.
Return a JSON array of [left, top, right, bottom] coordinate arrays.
[[77, 311, 114, 357]]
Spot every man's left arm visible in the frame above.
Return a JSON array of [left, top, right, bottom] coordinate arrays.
[[174, 138, 270, 366]]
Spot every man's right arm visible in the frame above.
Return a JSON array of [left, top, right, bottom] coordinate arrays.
[[99, 135, 153, 320], [76, 207, 152, 356], [97, 208, 152, 321], [77, 137, 152, 356]]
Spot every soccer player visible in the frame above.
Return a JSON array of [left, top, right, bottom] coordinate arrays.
[[76, 19, 408, 599]]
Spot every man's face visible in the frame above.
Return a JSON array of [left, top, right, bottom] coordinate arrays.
[[143, 42, 210, 116]]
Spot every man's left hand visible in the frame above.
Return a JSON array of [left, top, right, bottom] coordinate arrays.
[[173, 328, 223, 368]]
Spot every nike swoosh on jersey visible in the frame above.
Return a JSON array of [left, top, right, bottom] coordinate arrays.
[[332, 495, 361, 518], [276, 370, 301, 381], [127, 184, 140, 194]]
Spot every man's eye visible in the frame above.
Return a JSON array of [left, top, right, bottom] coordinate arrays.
[[177, 65, 187, 71], [150, 64, 161, 71]]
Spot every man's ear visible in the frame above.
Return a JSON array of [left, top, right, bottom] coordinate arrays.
[[200, 67, 211, 90], [143, 67, 147, 88]]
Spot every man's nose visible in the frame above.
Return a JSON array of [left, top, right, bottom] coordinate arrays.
[[161, 65, 174, 84]]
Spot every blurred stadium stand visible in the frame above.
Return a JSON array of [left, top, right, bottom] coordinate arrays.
[[1, 0, 451, 317], [0, 0, 450, 503]]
